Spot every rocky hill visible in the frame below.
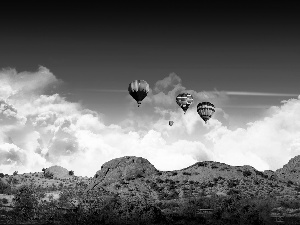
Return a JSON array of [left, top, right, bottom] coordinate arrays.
[[3, 156, 300, 224], [276, 155, 300, 184], [85, 156, 300, 204]]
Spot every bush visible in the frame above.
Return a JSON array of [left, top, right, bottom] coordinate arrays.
[[295, 186, 300, 192], [0, 173, 4, 178], [227, 179, 239, 188], [2, 197, 8, 204], [13, 171, 18, 176], [156, 178, 164, 183], [172, 172, 178, 176], [197, 162, 207, 167], [183, 172, 191, 175], [243, 170, 252, 177], [12, 184, 39, 221], [227, 188, 241, 195], [69, 170, 74, 176], [44, 171, 54, 179]]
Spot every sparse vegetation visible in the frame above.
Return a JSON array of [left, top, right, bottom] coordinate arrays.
[[243, 170, 252, 177], [183, 171, 191, 175], [3, 157, 300, 224], [1, 197, 8, 204]]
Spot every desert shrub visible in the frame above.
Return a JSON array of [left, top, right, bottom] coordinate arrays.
[[189, 180, 195, 184], [136, 173, 143, 178], [254, 170, 268, 178], [183, 171, 191, 175], [12, 184, 39, 222], [156, 178, 164, 183], [287, 180, 294, 187], [172, 172, 178, 176], [12, 178, 19, 185], [295, 186, 300, 192], [280, 199, 300, 209], [145, 179, 151, 183], [243, 170, 252, 177], [0, 173, 4, 178], [13, 171, 18, 176], [227, 188, 241, 195], [44, 171, 54, 179], [211, 165, 219, 169], [197, 162, 207, 167], [2, 197, 8, 204], [207, 182, 215, 187], [227, 179, 239, 188], [69, 170, 74, 176], [156, 171, 162, 175], [253, 179, 260, 185]]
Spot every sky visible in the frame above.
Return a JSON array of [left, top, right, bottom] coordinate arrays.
[[0, 3, 300, 177]]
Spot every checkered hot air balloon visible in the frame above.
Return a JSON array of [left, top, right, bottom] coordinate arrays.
[[176, 93, 193, 114], [197, 102, 215, 123], [128, 80, 150, 107]]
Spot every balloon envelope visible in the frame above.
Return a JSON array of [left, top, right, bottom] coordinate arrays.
[[176, 93, 193, 114], [197, 102, 215, 123], [169, 121, 174, 126], [128, 80, 150, 107]]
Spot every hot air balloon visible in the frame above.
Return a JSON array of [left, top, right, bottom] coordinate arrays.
[[128, 80, 150, 107], [197, 102, 215, 123], [169, 121, 174, 126], [176, 93, 193, 114]]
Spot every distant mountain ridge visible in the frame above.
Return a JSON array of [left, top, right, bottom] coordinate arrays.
[[83, 155, 300, 203]]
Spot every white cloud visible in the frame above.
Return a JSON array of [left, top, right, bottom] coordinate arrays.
[[205, 95, 300, 171], [1, 69, 300, 177]]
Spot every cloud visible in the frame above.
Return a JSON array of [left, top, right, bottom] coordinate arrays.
[[0, 66, 61, 100], [153, 72, 182, 93], [205, 95, 300, 171], [1, 69, 300, 177]]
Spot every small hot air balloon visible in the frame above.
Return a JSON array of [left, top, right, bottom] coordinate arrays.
[[169, 121, 174, 126], [197, 102, 215, 123], [128, 80, 150, 107], [176, 93, 193, 114]]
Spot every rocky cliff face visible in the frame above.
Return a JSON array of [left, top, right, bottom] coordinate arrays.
[[276, 155, 300, 184]]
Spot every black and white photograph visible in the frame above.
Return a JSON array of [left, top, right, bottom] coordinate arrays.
[[0, 2, 300, 224]]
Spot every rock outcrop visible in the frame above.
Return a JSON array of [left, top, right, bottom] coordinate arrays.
[[45, 165, 70, 179], [86, 156, 158, 192], [276, 155, 300, 184]]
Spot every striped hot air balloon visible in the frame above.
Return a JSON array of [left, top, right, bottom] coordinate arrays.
[[128, 80, 150, 107], [176, 93, 193, 114], [197, 102, 215, 123]]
